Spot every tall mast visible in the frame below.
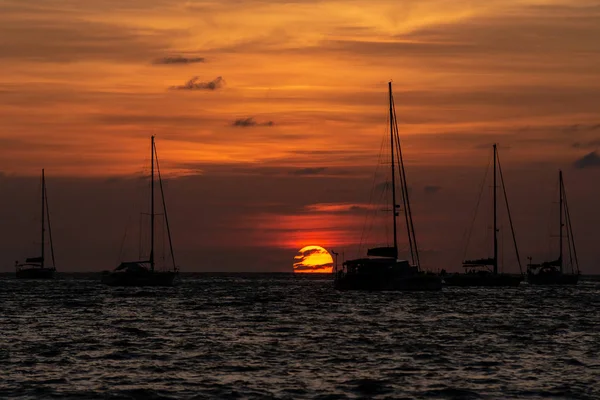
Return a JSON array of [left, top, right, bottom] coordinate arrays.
[[391, 91, 419, 268], [493, 144, 498, 275], [562, 176, 579, 274], [389, 81, 398, 258], [150, 136, 155, 271], [155, 144, 177, 271], [559, 170, 563, 273], [45, 182, 56, 269], [41, 169, 45, 268]]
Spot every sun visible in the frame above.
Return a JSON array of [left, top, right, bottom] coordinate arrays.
[[293, 245, 334, 273]]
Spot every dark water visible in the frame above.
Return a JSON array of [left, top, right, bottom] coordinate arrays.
[[1, 273, 599, 399]]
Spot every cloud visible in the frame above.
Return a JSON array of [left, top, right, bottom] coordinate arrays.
[[0, 17, 178, 63], [170, 76, 225, 90], [298, 248, 323, 258], [293, 246, 334, 271], [232, 117, 274, 127], [305, 203, 373, 213], [573, 151, 600, 169], [293, 263, 333, 271], [289, 167, 327, 176], [153, 55, 205, 65], [424, 185, 442, 194], [572, 139, 600, 149]]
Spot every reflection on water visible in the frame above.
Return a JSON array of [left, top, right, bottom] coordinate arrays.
[[0, 273, 599, 399]]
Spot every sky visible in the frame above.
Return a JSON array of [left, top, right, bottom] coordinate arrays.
[[0, 0, 599, 273]]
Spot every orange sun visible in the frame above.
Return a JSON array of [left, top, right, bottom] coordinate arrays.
[[293, 245, 334, 273]]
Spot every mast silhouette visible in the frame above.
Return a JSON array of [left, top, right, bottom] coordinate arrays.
[[562, 174, 579, 274], [389, 82, 398, 259], [155, 145, 177, 271], [41, 169, 45, 268], [559, 170, 564, 273], [493, 144, 498, 275], [44, 174, 56, 269], [393, 93, 419, 268], [150, 136, 155, 272]]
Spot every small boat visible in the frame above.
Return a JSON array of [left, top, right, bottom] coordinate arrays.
[[334, 82, 442, 291], [101, 136, 178, 287], [527, 170, 580, 285], [443, 144, 523, 287], [16, 169, 57, 279]]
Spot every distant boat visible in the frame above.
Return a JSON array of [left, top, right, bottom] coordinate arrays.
[[101, 136, 178, 287], [334, 82, 442, 291], [527, 170, 580, 285], [16, 169, 56, 279], [443, 144, 523, 287]]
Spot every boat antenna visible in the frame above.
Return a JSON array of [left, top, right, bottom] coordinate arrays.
[[150, 135, 155, 272], [154, 143, 177, 271], [496, 147, 523, 274], [388, 81, 398, 258]]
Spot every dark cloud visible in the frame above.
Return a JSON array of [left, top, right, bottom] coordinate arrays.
[[153, 55, 205, 65], [424, 185, 442, 194], [305, 203, 372, 214], [573, 151, 600, 169], [300, 248, 323, 257], [293, 247, 334, 271], [293, 263, 333, 271], [170, 76, 225, 91], [232, 117, 274, 127], [289, 167, 327, 176], [572, 139, 600, 149]]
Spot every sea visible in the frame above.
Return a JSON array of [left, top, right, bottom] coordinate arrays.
[[0, 273, 598, 399]]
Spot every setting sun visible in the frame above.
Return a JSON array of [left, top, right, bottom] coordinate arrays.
[[293, 246, 334, 273]]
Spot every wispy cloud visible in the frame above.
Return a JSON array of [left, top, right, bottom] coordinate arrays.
[[424, 185, 442, 194], [170, 76, 225, 90], [574, 151, 600, 169], [289, 167, 327, 176], [153, 55, 205, 65], [572, 140, 600, 149], [293, 264, 333, 272], [232, 117, 274, 127], [305, 203, 374, 213]]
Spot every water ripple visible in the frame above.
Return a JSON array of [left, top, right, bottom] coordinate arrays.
[[0, 274, 599, 399]]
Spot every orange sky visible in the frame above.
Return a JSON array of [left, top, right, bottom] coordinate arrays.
[[1, 0, 599, 272]]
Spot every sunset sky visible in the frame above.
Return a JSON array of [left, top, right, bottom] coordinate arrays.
[[1, 0, 599, 272]]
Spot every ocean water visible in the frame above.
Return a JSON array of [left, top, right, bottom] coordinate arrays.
[[0, 273, 598, 399]]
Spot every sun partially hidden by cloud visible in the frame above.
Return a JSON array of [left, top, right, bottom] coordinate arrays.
[[294, 245, 334, 273]]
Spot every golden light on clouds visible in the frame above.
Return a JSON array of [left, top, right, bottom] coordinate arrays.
[[294, 246, 334, 273], [0, 0, 599, 273]]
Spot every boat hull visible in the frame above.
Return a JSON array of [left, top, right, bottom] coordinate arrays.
[[528, 272, 579, 285], [101, 271, 177, 287], [443, 273, 522, 287], [16, 267, 55, 279], [335, 273, 442, 291]]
